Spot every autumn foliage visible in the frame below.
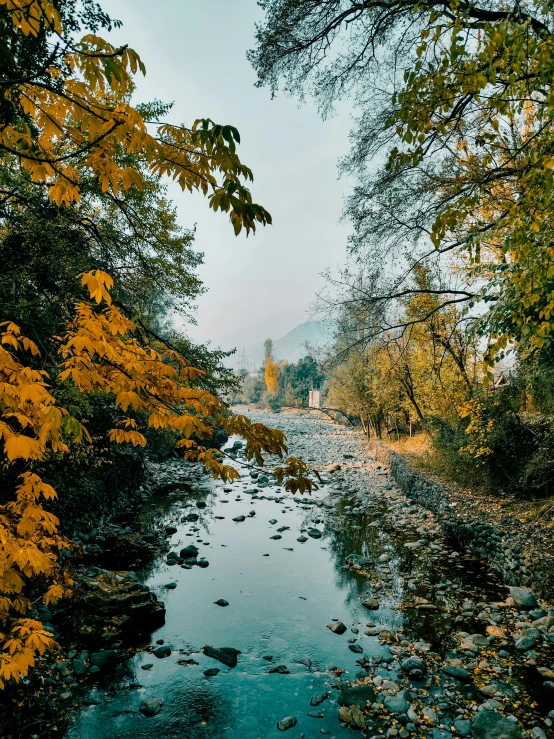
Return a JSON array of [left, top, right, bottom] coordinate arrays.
[[0, 0, 316, 689]]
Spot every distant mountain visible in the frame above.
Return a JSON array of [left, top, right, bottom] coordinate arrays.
[[240, 320, 332, 369], [219, 311, 306, 353]]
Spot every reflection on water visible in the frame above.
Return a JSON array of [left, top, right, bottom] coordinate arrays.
[[65, 448, 510, 739]]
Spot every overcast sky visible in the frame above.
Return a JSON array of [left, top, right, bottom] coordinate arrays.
[[101, 0, 352, 349]]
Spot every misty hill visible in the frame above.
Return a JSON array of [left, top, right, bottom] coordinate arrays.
[[240, 320, 332, 368]]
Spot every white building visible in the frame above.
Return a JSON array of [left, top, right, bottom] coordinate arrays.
[[309, 390, 321, 408]]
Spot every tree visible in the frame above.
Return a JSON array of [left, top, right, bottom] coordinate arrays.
[[250, 1, 554, 368], [324, 264, 476, 436], [0, 0, 317, 689], [264, 338, 280, 395], [2, 0, 271, 232]]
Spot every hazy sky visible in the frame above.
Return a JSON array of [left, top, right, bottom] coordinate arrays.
[[101, 0, 352, 349]]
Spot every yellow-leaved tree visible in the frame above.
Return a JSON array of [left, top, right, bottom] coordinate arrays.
[[0, 0, 317, 689], [264, 338, 280, 395]]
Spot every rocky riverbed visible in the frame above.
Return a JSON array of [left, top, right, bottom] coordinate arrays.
[[14, 408, 554, 738]]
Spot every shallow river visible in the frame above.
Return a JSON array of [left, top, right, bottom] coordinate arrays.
[[65, 409, 552, 739]]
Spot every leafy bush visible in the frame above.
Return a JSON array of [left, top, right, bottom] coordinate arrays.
[[430, 385, 554, 497]]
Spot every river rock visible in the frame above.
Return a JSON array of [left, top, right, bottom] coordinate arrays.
[[203, 667, 220, 676], [472, 710, 521, 739], [338, 704, 366, 729], [509, 587, 537, 610], [310, 692, 328, 706], [454, 719, 472, 737], [214, 599, 229, 607], [203, 645, 240, 667], [73, 659, 87, 675], [297, 536, 308, 542], [307, 710, 324, 718], [383, 693, 409, 714], [180, 545, 199, 559], [328, 621, 347, 634], [139, 697, 163, 716], [338, 684, 376, 708], [268, 664, 290, 674], [514, 636, 536, 652], [75, 569, 165, 642], [422, 707, 437, 724], [308, 528, 322, 539], [89, 650, 118, 669], [362, 597, 379, 610], [232, 516, 246, 522], [277, 716, 297, 731], [345, 554, 373, 569], [441, 664, 471, 680], [349, 643, 363, 653], [153, 645, 171, 658], [401, 656, 426, 678]]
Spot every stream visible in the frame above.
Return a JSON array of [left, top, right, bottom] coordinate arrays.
[[64, 409, 554, 739]]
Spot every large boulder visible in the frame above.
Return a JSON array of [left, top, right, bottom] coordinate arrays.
[[74, 568, 165, 644], [338, 684, 376, 708], [472, 710, 521, 739], [89, 650, 118, 669]]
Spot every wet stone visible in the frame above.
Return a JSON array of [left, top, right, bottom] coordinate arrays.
[[268, 664, 289, 674], [89, 650, 118, 669], [310, 692, 328, 706], [509, 587, 538, 610], [472, 710, 521, 739], [441, 664, 471, 680], [139, 697, 163, 716], [203, 645, 240, 667], [383, 693, 410, 714], [338, 684, 376, 708], [276, 716, 297, 731]]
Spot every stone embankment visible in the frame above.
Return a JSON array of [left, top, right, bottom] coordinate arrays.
[[372, 443, 554, 603]]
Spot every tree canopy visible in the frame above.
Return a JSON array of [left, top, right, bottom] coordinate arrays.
[[250, 1, 554, 368]]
